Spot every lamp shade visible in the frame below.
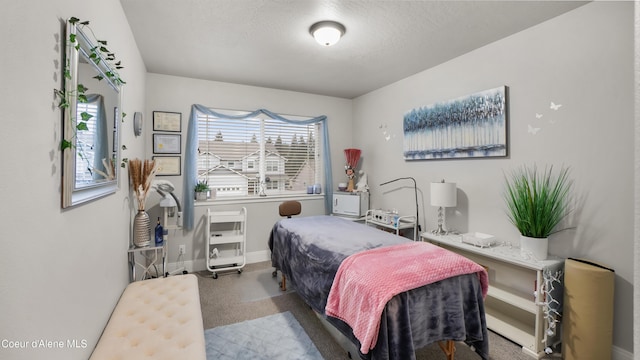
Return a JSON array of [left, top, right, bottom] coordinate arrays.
[[310, 21, 346, 46], [430, 182, 457, 207]]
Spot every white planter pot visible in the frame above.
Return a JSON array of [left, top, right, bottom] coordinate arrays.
[[520, 235, 548, 260], [195, 191, 208, 201]]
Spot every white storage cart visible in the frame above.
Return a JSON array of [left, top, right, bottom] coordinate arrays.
[[206, 208, 246, 279]]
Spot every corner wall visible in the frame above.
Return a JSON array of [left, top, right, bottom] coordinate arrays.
[[353, 2, 634, 356], [0, 1, 147, 359]]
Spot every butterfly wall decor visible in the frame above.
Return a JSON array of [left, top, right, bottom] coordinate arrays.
[[529, 100, 563, 135], [379, 123, 392, 141], [528, 124, 541, 135]]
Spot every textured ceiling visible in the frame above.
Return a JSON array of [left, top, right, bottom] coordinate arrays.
[[120, 0, 587, 99]]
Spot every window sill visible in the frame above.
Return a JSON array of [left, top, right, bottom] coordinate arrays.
[[194, 193, 324, 206]]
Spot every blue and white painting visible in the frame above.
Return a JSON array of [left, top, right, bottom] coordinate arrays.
[[403, 86, 507, 160]]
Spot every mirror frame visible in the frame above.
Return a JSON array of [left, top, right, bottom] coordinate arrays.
[[61, 20, 122, 208]]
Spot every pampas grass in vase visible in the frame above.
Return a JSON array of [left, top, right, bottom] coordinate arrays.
[[129, 158, 158, 247], [129, 158, 158, 211]]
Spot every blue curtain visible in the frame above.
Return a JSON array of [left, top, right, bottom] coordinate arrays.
[[183, 104, 333, 231]]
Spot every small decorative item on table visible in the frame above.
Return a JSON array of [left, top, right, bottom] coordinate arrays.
[[129, 158, 158, 247], [461, 232, 496, 248], [344, 148, 361, 192]]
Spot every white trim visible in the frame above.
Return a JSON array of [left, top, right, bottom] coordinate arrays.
[[166, 250, 271, 275], [612, 345, 633, 360], [246, 250, 271, 264]]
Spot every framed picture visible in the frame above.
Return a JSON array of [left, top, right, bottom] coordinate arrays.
[[153, 111, 182, 132], [403, 86, 508, 160], [153, 156, 181, 176], [153, 133, 181, 154]]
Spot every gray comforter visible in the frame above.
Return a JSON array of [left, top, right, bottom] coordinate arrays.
[[269, 215, 488, 360]]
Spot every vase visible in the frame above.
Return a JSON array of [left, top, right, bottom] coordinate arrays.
[[133, 210, 151, 247], [520, 235, 548, 260], [195, 191, 208, 201]]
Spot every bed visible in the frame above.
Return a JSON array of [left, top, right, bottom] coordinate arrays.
[[269, 215, 489, 360]]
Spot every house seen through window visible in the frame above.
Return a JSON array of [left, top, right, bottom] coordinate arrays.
[[197, 109, 322, 198]]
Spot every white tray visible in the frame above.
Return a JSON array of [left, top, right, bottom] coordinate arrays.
[[461, 232, 496, 248]]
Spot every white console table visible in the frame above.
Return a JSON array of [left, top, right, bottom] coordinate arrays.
[[421, 233, 564, 358]]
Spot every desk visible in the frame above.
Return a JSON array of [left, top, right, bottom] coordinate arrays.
[[128, 243, 166, 282], [421, 232, 564, 358]]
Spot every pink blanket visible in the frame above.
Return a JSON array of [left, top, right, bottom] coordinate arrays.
[[325, 241, 488, 354]]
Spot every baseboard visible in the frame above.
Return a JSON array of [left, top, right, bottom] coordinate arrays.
[[165, 250, 270, 274], [612, 345, 633, 360], [246, 250, 270, 264]]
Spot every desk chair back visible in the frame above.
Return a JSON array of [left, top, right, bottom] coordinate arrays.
[[274, 200, 302, 289], [279, 201, 301, 218]]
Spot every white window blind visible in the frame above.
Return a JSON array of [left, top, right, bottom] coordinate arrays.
[[75, 102, 99, 184], [197, 110, 321, 197]]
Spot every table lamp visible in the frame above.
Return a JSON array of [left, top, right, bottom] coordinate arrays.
[[430, 180, 457, 235]]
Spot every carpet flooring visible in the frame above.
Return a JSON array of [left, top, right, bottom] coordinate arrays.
[[235, 267, 295, 303], [205, 311, 323, 360], [196, 261, 555, 360]]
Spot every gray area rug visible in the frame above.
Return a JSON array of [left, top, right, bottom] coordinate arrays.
[[205, 311, 323, 360]]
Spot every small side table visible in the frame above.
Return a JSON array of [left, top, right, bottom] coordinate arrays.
[[128, 242, 166, 282]]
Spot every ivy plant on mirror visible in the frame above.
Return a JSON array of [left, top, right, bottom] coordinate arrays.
[[57, 17, 126, 208]]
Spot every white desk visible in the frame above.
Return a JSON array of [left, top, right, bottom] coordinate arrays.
[[421, 232, 564, 358]]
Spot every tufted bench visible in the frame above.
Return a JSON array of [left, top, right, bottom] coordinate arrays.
[[90, 274, 206, 360]]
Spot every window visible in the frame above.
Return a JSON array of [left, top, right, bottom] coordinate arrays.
[[197, 109, 322, 197], [265, 160, 279, 173], [75, 101, 99, 184]]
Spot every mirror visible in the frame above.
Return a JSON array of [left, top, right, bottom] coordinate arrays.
[[61, 19, 122, 208]]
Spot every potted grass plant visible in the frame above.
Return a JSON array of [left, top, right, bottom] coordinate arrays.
[[503, 164, 573, 260]]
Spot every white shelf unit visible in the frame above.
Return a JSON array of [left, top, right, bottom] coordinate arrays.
[[206, 208, 246, 279], [421, 233, 564, 359], [365, 209, 417, 240]]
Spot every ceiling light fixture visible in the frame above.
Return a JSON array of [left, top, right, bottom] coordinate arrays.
[[309, 20, 346, 47]]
